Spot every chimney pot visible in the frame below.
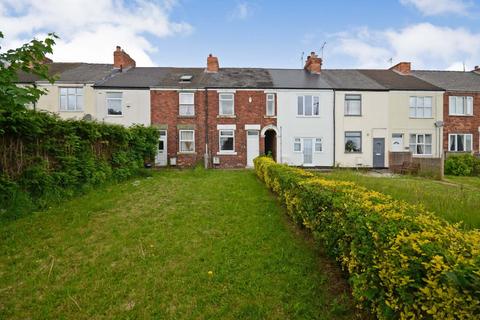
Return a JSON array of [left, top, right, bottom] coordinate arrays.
[[390, 62, 411, 75], [206, 54, 219, 73], [113, 46, 135, 70]]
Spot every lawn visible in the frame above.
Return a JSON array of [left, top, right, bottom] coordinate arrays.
[[0, 169, 357, 319], [316, 170, 480, 230]]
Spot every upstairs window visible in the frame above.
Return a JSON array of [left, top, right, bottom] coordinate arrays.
[[219, 93, 234, 116], [409, 96, 432, 118], [449, 96, 473, 116], [106, 92, 122, 115], [179, 92, 195, 116], [297, 95, 320, 116], [409, 134, 432, 155], [345, 94, 361, 116], [266, 93, 275, 116], [60, 87, 83, 111], [449, 134, 472, 152], [179, 130, 195, 152]]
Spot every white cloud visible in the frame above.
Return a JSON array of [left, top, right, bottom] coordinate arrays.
[[399, 0, 472, 16], [0, 0, 193, 66], [330, 23, 480, 70], [229, 2, 253, 20]]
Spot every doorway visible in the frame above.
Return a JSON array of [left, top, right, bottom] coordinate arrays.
[[246, 130, 259, 167], [155, 130, 167, 166], [373, 138, 385, 168], [264, 129, 277, 161]]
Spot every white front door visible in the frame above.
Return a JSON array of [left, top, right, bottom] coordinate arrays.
[[391, 133, 403, 152], [246, 130, 259, 167], [155, 130, 167, 166], [303, 138, 313, 165]]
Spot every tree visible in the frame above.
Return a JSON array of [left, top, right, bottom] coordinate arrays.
[[0, 31, 58, 113]]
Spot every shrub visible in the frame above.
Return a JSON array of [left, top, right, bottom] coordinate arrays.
[[254, 156, 480, 319], [445, 154, 480, 176], [0, 109, 159, 218]]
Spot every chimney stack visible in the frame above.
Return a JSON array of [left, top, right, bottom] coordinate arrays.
[[113, 46, 136, 71], [390, 62, 411, 75], [304, 51, 322, 74], [474, 65, 480, 73], [206, 54, 219, 73]]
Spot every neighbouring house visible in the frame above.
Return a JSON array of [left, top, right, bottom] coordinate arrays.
[[269, 52, 335, 167], [360, 64, 445, 160], [412, 68, 480, 154], [16, 62, 115, 120]]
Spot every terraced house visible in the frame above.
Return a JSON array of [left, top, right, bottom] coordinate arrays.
[[16, 46, 480, 169]]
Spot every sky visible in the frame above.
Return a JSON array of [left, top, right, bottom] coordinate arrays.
[[0, 0, 479, 70]]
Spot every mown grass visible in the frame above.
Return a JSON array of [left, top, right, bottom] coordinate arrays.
[[0, 168, 357, 319], [317, 170, 480, 230]]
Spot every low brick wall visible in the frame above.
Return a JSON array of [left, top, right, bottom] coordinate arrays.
[[389, 152, 412, 173]]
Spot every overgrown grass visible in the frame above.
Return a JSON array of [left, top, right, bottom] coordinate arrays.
[[317, 170, 480, 230], [0, 169, 357, 319]]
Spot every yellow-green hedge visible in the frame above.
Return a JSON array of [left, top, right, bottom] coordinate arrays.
[[254, 156, 480, 319]]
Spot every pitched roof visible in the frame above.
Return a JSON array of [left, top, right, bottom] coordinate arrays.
[[359, 69, 443, 91], [205, 68, 273, 88], [267, 69, 331, 89], [412, 70, 480, 92], [322, 70, 386, 90], [16, 63, 114, 83]]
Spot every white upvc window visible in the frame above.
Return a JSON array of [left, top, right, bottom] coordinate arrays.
[[219, 129, 235, 152], [297, 95, 320, 116], [179, 130, 195, 153], [179, 92, 195, 116], [266, 93, 275, 116], [345, 94, 361, 116], [409, 134, 432, 155], [219, 93, 234, 116], [106, 92, 123, 115], [293, 138, 302, 152], [60, 87, 83, 111], [315, 138, 323, 152], [448, 133, 472, 152], [409, 96, 433, 118], [449, 96, 473, 116]]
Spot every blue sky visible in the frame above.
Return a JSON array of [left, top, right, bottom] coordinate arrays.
[[1, 0, 479, 70]]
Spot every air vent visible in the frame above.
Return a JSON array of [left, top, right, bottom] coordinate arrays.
[[212, 156, 220, 165], [179, 75, 193, 83]]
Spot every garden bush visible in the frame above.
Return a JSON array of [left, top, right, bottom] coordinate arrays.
[[254, 156, 480, 319], [0, 108, 159, 219], [444, 153, 480, 176]]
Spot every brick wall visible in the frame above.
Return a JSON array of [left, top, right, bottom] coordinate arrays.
[[151, 89, 277, 168], [443, 92, 480, 153]]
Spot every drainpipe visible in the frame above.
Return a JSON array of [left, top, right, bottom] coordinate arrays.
[[204, 87, 209, 169], [332, 90, 336, 167]]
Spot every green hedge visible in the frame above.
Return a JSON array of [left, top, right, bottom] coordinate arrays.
[[445, 153, 480, 176], [254, 156, 480, 319], [0, 109, 159, 219]]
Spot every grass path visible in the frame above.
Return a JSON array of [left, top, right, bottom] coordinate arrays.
[[0, 169, 356, 319], [317, 170, 480, 229]]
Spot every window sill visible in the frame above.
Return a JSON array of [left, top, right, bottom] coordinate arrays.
[[217, 115, 236, 118], [344, 152, 362, 154], [296, 116, 321, 118], [345, 114, 362, 117], [178, 152, 196, 155], [217, 151, 237, 155], [59, 110, 84, 113], [409, 117, 434, 119], [177, 115, 196, 118], [448, 114, 473, 117], [106, 115, 124, 117], [264, 115, 277, 118]]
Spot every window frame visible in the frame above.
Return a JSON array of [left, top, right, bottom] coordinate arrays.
[[344, 94, 362, 116], [179, 92, 195, 116], [266, 93, 275, 116], [297, 95, 320, 117], [293, 138, 302, 152], [409, 133, 433, 155], [219, 93, 235, 116], [409, 96, 433, 119], [314, 138, 323, 152], [178, 129, 195, 153], [106, 91, 123, 116], [344, 131, 362, 153], [448, 133, 473, 152], [59, 87, 84, 112], [449, 96, 473, 116], [219, 129, 235, 153]]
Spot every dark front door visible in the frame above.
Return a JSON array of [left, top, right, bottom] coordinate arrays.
[[373, 138, 385, 168]]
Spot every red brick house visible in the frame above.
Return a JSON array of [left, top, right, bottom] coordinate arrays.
[[413, 69, 480, 154]]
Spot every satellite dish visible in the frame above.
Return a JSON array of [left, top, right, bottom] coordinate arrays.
[[434, 121, 444, 127], [82, 114, 93, 121]]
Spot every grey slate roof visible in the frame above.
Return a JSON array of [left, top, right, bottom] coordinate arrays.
[[95, 67, 172, 88], [16, 63, 114, 83], [205, 68, 273, 88], [412, 70, 480, 92], [322, 70, 386, 90], [359, 70, 442, 91], [267, 69, 331, 89]]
